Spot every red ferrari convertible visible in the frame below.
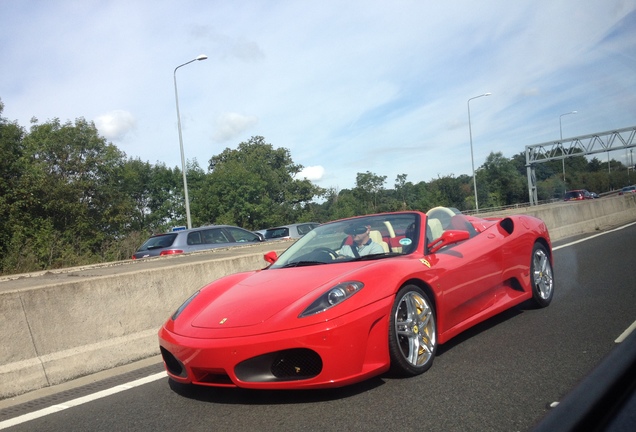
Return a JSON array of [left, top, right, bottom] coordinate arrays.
[[159, 207, 554, 389]]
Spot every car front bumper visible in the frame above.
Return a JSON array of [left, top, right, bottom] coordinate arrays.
[[158, 297, 393, 389]]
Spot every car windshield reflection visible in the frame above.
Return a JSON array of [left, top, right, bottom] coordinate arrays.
[[270, 213, 419, 269]]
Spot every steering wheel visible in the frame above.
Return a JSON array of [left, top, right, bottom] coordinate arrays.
[[312, 247, 339, 260]]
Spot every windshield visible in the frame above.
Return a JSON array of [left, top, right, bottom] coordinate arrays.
[[138, 233, 178, 251], [265, 227, 289, 239], [269, 213, 420, 269]]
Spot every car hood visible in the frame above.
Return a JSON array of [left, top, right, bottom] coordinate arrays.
[[189, 263, 370, 330]]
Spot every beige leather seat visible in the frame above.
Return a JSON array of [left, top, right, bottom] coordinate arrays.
[[427, 218, 444, 242], [369, 230, 389, 253]]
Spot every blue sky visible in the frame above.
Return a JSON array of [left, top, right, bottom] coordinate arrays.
[[1, 0, 635, 191]]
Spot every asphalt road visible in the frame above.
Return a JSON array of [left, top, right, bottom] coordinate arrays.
[[1, 224, 635, 432]]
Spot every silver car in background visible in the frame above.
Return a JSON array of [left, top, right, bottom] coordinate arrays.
[[132, 225, 264, 259]]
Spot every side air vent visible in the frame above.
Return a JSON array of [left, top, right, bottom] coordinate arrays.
[[500, 217, 514, 235]]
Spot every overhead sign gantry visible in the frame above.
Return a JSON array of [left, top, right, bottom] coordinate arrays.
[[525, 126, 636, 205]]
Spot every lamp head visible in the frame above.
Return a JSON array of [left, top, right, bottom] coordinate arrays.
[[196, 54, 208, 61]]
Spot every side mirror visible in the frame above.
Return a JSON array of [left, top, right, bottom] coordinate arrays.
[[264, 251, 278, 264], [254, 232, 265, 241], [428, 230, 470, 254]]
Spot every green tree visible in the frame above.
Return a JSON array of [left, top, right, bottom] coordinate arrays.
[[353, 171, 387, 213], [202, 136, 322, 229], [390, 174, 428, 211], [588, 157, 603, 172], [409, 181, 435, 212], [3, 117, 130, 271], [478, 152, 527, 207], [0, 100, 26, 263], [427, 174, 470, 210], [119, 158, 183, 233], [319, 187, 360, 220]]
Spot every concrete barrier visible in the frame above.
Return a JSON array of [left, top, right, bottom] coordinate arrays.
[[0, 247, 288, 399], [1, 195, 635, 399], [486, 193, 636, 240]]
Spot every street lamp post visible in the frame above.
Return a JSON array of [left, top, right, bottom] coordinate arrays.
[[559, 111, 577, 187], [174, 54, 207, 229], [468, 92, 491, 212]]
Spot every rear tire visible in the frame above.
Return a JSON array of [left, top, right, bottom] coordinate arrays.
[[530, 243, 554, 307], [388, 285, 437, 376]]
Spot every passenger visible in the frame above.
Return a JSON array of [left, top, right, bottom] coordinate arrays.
[[339, 225, 385, 257]]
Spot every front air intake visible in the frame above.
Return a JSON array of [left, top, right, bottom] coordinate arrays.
[[270, 349, 323, 378], [160, 347, 186, 378], [235, 348, 323, 382]]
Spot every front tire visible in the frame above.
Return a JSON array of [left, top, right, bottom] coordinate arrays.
[[530, 243, 554, 307], [388, 285, 437, 376]]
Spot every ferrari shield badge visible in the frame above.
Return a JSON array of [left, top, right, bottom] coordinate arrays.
[[420, 258, 431, 268]]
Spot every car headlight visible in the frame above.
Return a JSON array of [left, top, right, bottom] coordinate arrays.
[[171, 290, 200, 321], [299, 281, 364, 318]]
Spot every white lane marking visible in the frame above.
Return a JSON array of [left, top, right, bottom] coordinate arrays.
[[552, 221, 636, 251], [550, 222, 636, 345], [547, 319, 636, 409], [615, 320, 636, 343], [0, 372, 166, 430]]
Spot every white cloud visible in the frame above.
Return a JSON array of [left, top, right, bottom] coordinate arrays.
[[94, 110, 136, 141], [297, 165, 325, 182], [212, 112, 258, 142]]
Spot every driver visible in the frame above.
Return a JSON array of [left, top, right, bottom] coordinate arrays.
[[339, 224, 384, 257]]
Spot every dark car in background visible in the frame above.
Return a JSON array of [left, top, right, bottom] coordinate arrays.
[[262, 222, 320, 240], [132, 225, 263, 259], [564, 189, 593, 201]]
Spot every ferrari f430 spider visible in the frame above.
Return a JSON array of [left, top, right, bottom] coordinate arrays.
[[159, 208, 554, 389]]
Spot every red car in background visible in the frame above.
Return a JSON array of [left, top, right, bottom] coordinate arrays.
[[564, 189, 594, 201], [159, 207, 554, 390]]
